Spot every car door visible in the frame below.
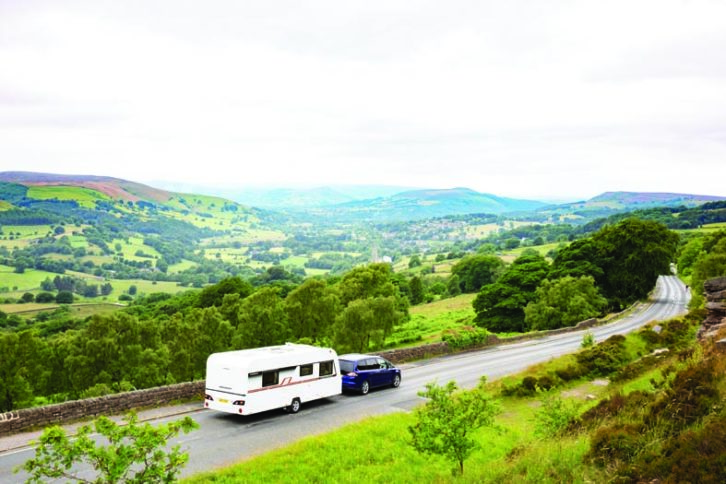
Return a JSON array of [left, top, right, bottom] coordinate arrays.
[[361, 358, 382, 387], [371, 357, 390, 387]]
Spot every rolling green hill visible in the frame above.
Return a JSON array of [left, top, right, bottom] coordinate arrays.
[[305, 187, 547, 222]]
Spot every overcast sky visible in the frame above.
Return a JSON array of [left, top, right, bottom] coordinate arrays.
[[1, 1, 725, 200]]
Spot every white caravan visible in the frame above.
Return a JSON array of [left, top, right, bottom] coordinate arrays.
[[204, 343, 341, 416]]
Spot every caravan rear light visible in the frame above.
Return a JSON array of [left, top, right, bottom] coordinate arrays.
[[346, 372, 358, 377], [205, 394, 214, 401], [233, 400, 245, 406]]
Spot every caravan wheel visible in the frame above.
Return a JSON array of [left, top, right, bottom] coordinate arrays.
[[288, 398, 301, 414]]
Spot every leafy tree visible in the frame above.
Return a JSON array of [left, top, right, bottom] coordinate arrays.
[[0, 331, 45, 411], [35, 292, 56, 303], [333, 296, 405, 352], [55, 291, 74, 304], [284, 279, 339, 342], [447, 274, 461, 297], [524, 276, 607, 331], [101, 282, 113, 296], [128, 284, 138, 295], [409, 380, 500, 475], [21, 292, 35, 303], [474, 251, 549, 333], [409, 276, 425, 305], [197, 276, 253, 308], [677, 236, 704, 277], [548, 239, 605, 282], [689, 231, 726, 308], [408, 254, 422, 268], [337, 263, 400, 306], [593, 219, 679, 308], [19, 413, 198, 483], [451, 254, 505, 293], [233, 287, 289, 349]]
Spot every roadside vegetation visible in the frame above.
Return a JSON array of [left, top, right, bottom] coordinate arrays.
[[185, 309, 723, 483]]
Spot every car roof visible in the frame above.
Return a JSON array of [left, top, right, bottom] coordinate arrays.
[[338, 353, 378, 361]]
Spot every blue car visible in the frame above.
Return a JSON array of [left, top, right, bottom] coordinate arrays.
[[339, 354, 402, 395]]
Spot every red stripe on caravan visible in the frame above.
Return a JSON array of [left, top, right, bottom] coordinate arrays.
[[248, 376, 327, 394]]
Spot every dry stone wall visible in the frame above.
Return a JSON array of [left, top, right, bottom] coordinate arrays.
[[0, 381, 204, 436], [1, 314, 608, 436]]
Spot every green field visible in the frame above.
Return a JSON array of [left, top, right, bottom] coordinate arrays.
[[27, 185, 111, 208], [111, 236, 161, 263], [0, 265, 61, 292], [1, 302, 125, 319], [168, 259, 198, 274], [389, 293, 477, 347]]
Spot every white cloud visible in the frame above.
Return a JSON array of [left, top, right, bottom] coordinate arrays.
[[1, 0, 725, 199]]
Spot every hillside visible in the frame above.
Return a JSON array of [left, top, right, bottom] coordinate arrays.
[[539, 190, 726, 222], [305, 187, 547, 222]]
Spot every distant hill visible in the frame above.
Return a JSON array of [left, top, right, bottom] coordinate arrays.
[[306, 187, 547, 222], [150, 182, 417, 209], [538, 191, 726, 222], [0, 171, 173, 203]]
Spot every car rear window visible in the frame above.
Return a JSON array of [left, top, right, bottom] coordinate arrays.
[[339, 360, 356, 373]]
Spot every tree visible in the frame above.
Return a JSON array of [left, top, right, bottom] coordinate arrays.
[[408, 254, 422, 268], [19, 413, 198, 483], [128, 284, 138, 295], [451, 254, 505, 293], [524, 276, 608, 331], [409, 276, 425, 305], [474, 251, 549, 333], [447, 274, 462, 297], [593, 219, 679, 308], [197, 276, 253, 308], [333, 296, 405, 352], [284, 279, 339, 342], [409, 380, 500, 475], [0, 331, 45, 411], [21, 292, 35, 303], [56, 291, 74, 304], [233, 287, 289, 349], [689, 231, 726, 308]]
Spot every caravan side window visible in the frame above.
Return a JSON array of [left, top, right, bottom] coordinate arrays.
[[319, 360, 334, 376], [262, 370, 279, 387], [300, 364, 313, 376]]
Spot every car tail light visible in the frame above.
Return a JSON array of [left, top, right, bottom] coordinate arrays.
[[233, 400, 245, 406], [205, 394, 214, 401], [346, 372, 358, 377]]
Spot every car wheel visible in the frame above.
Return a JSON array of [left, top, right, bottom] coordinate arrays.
[[287, 398, 301, 413], [392, 374, 401, 388], [360, 380, 370, 395]]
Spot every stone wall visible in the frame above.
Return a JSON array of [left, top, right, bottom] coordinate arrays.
[[1, 315, 607, 436], [700, 276, 726, 340], [0, 381, 205, 436]]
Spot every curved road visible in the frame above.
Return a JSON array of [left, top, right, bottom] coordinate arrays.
[[1, 275, 689, 482]]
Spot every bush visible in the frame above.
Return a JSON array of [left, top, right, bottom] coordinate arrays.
[[55, 291, 74, 304], [588, 423, 644, 467], [35, 292, 56, 303], [637, 414, 726, 483], [646, 355, 722, 431], [442, 326, 491, 349], [576, 334, 628, 376], [554, 364, 585, 382]]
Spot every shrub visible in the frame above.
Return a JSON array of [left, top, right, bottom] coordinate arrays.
[[587, 423, 644, 467], [442, 326, 490, 350], [646, 356, 722, 431], [576, 334, 628, 376], [579, 390, 651, 426], [637, 414, 726, 483], [554, 364, 585, 382]]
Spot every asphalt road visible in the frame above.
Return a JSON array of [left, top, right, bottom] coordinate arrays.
[[0, 275, 689, 482]]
